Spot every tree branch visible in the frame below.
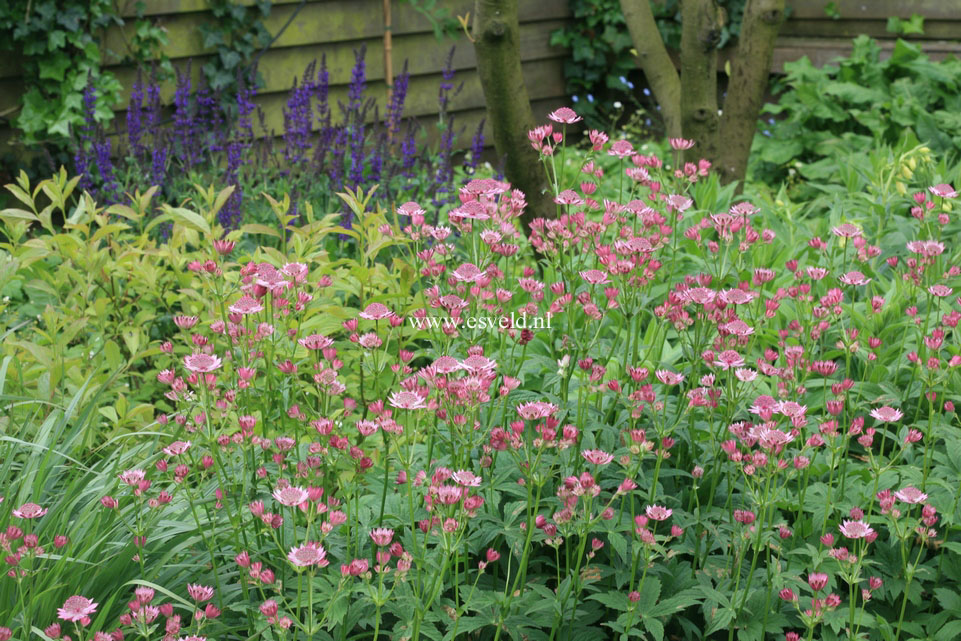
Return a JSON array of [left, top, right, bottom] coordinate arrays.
[[618, 0, 682, 138], [680, 0, 721, 160], [717, 0, 786, 184], [472, 0, 553, 230]]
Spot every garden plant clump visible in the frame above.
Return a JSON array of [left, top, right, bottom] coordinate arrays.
[[2, 104, 961, 641]]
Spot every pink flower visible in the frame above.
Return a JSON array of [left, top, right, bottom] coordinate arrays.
[[186, 584, 214, 602], [581, 449, 614, 465], [299, 334, 333, 350], [831, 223, 862, 238], [608, 140, 634, 158], [451, 470, 482, 487], [548, 107, 582, 124], [163, 441, 191, 457], [451, 263, 486, 283], [288, 541, 328, 568], [12, 502, 47, 519], [838, 271, 871, 286], [838, 520, 874, 539], [869, 406, 902, 422], [273, 486, 309, 507], [396, 201, 425, 217], [359, 303, 394, 320], [554, 190, 584, 206], [807, 572, 829, 592], [388, 391, 426, 410], [369, 528, 394, 546], [928, 284, 953, 297], [516, 401, 558, 420], [229, 295, 264, 315], [57, 595, 98, 622], [655, 370, 685, 385], [579, 269, 610, 285], [183, 353, 222, 373], [894, 486, 928, 504], [929, 183, 957, 199], [645, 504, 672, 521], [669, 137, 695, 150]]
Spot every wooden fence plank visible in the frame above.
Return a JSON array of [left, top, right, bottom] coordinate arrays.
[[780, 19, 960, 40], [786, 0, 960, 20]]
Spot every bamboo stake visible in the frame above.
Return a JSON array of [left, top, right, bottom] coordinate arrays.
[[383, 0, 393, 100]]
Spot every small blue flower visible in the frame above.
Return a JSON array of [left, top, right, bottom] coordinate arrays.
[[619, 75, 635, 89], [763, 130, 771, 137], [768, 118, 775, 125], [587, 94, 594, 102], [572, 95, 579, 103], [645, 118, 652, 126], [643, 88, 651, 97]]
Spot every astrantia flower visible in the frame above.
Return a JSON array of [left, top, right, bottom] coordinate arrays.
[[548, 107, 582, 124], [229, 295, 264, 315], [655, 370, 684, 385], [929, 183, 957, 199], [299, 334, 333, 350], [579, 269, 610, 285], [516, 401, 558, 420], [288, 541, 328, 568], [716, 350, 745, 370], [57, 595, 98, 622], [183, 353, 222, 373], [894, 486, 928, 504], [369, 528, 394, 546], [452, 200, 491, 220], [831, 223, 862, 238], [645, 504, 672, 521], [839, 271, 871, 286], [668, 137, 695, 150], [396, 201, 424, 217], [807, 573, 829, 592], [273, 486, 309, 507], [432, 356, 461, 374], [838, 520, 874, 539], [452, 263, 485, 283], [928, 284, 953, 298], [186, 583, 214, 602], [163, 441, 191, 457], [389, 390, 426, 410], [451, 470, 482, 487], [359, 302, 394, 320], [12, 502, 47, 519], [461, 354, 497, 373], [870, 406, 903, 422], [581, 449, 614, 465]]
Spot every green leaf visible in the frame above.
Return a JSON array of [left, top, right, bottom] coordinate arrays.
[[164, 206, 211, 234], [587, 591, 630, 612], [38, 54, 71, 82]]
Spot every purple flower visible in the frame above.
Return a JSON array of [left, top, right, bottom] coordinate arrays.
[[466, 118, 485, 175]]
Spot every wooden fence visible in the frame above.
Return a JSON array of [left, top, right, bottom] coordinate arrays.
[[0, 0, 959, 157]]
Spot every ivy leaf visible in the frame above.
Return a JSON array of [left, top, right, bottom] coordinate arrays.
[[38, 54, 71, 82]]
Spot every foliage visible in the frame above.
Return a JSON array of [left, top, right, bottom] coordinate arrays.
[[750, 36, 961, 193], [550, 0, 746, 127], [4, 106, 961, 640], [197, 0, 272, 97], [0, 0, 123, 144]]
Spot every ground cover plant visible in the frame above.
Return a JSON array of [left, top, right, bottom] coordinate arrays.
[[2, 105, 961, 641]]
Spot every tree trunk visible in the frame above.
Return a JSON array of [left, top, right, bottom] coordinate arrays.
[[472, 0, 553, 229], [716, 0, 786, 184], [680, 0, 722, 164], [618, 0, 682, 138]]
